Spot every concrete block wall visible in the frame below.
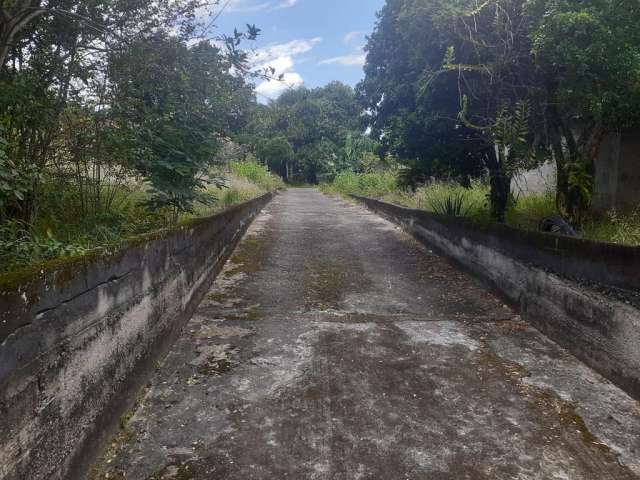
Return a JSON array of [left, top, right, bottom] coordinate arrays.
[[354, 196, 640, 402], [0, 193, 272, 480], [593, 130, 640, 212]]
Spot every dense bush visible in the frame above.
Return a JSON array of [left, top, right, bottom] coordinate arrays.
[[330, 171, 398, 198], [583, 209, 640, 246], [230, 160, 285, 193]]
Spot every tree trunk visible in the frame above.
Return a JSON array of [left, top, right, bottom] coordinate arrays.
[[489, 170, 511, 222], [0, 2, 46, 68], [550, 136, 569, 218], [485, 150, 511, 222]]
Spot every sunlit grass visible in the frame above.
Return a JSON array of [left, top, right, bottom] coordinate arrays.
[[582, 209, 640, 246], [323, 170, 398, 198], [506, 192, 557, 231]]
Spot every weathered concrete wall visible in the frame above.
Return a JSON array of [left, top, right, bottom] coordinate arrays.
[[353, 196, 640, 401], [0, 194, 272, 480], [593, 130, 640, 211], [511, 160, 556, 197]]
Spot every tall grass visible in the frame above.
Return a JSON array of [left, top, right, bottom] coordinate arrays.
[[324, 170, 640, 246], [326, 172, 488, 218], [0, 161, 284, 274], [327, 171, 398, 198], [506, 192, 557, 231], [416, 181, 489, 218], [583, 208, 640, 246], [230, 160, 285, 192]]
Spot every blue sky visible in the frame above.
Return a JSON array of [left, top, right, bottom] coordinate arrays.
[[208, 0, 385, 101]]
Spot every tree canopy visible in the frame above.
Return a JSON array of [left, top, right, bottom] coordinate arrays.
[[357, 0, 640, 221], [0, 0, 262, 220], [3, 0, 640, 226], [247, 81, 377, 184]]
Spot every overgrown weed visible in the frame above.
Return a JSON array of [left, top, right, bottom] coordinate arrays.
[[324, 171, 640, 246], [0, 161, 283, 275]]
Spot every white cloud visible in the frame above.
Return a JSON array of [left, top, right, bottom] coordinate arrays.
[[251, 37, 321, 65], [259, 55, 294, 73], [275, 0, 298, 8], [251, 37, 321, 101], [319, 51, 366, 67], [224, 0, 298, 13], [343, 31, 366, 45], [256, 71, 303, 97], [227, 0, 272, 13]]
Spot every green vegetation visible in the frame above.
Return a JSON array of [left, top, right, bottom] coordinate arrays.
[[229, 160, 285, 193], [3, 0, 640, 274], [327, 171, 397, 199], [583, 209, 640, 246], [246, 82, 381, 184], [324, 171, 640, 246], [0, 1, 280, 275], [320, 0, 640, 246], [357, 0, 640, 224], [0, 161, 281, 274]]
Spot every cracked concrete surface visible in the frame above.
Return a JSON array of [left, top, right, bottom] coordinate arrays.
[[92, 189, 640, 480]]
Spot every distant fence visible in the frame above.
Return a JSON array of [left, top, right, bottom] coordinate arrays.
[[354, 195, 640, 402], [0, 193, 273, 480]]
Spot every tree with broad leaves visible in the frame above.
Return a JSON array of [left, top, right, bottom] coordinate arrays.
[[108, 36, 256, 217], [0, 0, 268, 220], [246, 82, 364, 184], [359, 0, 640, 223], [256, 137, 294, 182]]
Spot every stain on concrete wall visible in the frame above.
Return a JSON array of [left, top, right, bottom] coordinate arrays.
[[593, 131, 640, 211], [354, 196, 640, 402], [0, 194, 272, 480]]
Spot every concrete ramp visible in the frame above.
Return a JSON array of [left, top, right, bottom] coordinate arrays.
[[93, 189, 640, 480]]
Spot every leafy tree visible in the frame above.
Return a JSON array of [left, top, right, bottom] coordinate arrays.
[[0, 0, 263, 220], [342, 132, 380, 173], [357, 0, 491, 193], [249, 82, 366, 183], [298, 138, 339, 184], [532, 0, 640, 221], [437, 0, 545, 221], [361, 0, 640, 223], [109, 36, 256, 214]]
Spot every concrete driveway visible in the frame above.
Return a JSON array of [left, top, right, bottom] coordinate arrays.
[[94, 189, 640, 480]]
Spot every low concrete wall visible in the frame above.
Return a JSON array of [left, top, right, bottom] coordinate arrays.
[[354, 196, 640, 401], [0, 194, 272, 480]]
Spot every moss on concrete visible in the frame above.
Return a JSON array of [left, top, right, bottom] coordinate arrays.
[[226, 235, 267, 276], [477, 340, 613, 457], [0, 194, 272, 292], [303, 257, 350, 310], [145, 463, 194, 480]]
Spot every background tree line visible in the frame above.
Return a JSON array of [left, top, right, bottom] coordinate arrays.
[[2, 0, 640, 272], [240, 81, 382, 185]]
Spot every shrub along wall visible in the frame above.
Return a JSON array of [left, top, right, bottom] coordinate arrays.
[[0, 193, 273, 480], [354, 195, 640, 402]]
